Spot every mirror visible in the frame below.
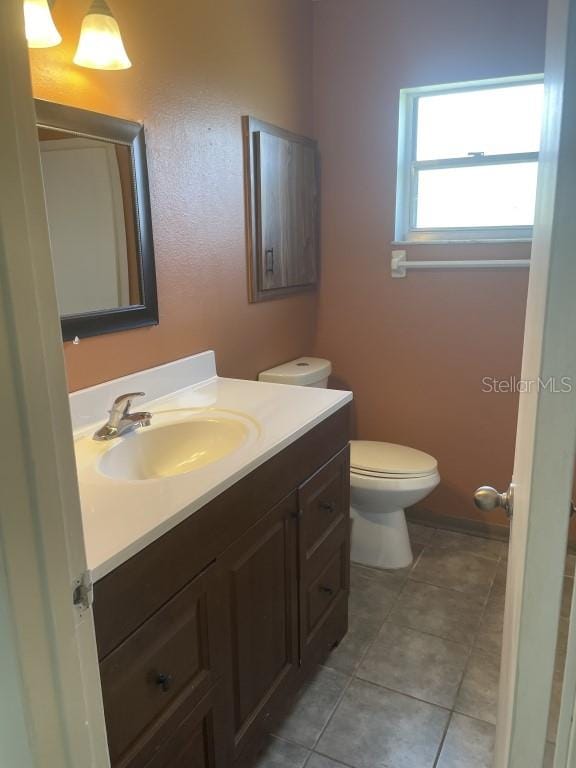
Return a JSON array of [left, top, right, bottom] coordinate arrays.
[[35, 100, 158, 341]]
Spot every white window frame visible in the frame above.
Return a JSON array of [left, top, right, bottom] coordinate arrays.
[[394, 74, 544, 244]]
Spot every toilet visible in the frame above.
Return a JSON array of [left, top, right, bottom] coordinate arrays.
[[258, 357, 440, 570], [349, 441, 439, 570]]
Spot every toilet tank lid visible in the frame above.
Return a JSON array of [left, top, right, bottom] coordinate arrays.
[[350, 441, 438, 476], [258, 357, 332, 386]]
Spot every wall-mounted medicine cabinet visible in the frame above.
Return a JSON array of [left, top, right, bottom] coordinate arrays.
[[243, 117, 319, 303]]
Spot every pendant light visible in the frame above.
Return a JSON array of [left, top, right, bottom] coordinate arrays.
[[24, 0, 62, 48], [73, 0, 131, 70]]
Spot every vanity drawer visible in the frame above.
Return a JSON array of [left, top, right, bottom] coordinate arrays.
[[100, 562, 224, 766], [299, 526, 349, 653], [298, 446, 350, 567]]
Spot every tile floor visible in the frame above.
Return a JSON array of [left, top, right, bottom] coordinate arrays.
[[255, 525, 574, 768]]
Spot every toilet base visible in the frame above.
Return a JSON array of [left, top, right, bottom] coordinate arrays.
[[350, 505, 413, 570]]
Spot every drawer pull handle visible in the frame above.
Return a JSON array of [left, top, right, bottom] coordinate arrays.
[[156, 673, 173, 693], [320, 501, 336, 513], [319, 585, 334, 596]]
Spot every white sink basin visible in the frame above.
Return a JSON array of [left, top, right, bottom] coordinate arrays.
[[98, 414, 253, 481]]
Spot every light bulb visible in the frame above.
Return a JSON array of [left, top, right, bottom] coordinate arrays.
[[73, 0, 131, 70], [24, 0, 62, 48]]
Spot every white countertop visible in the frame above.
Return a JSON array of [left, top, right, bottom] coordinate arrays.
[[71, 352, 352, 581]]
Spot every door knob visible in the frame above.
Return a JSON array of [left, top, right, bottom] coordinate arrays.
[[474, 485, 514, 518]]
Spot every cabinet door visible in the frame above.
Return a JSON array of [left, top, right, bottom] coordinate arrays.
[[100, 563, 225, 767], [254, 129, 318, 294], [220, 493, 299, 758]]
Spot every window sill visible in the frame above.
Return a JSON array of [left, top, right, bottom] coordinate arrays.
[[392, 238, 532, 246]]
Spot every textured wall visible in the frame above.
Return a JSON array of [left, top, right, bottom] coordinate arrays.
[[30, 0, 317, 390], [312, 0, 547, 530]]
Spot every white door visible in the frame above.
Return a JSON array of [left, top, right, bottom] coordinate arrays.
[[0, 0, 109, 766], [477, 0, 576, 765]]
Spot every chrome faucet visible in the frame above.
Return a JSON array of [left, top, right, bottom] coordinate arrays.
[[93, 392, 152, 441]]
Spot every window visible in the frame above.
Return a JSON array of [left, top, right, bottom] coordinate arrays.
[[395, 76, 545, 243]]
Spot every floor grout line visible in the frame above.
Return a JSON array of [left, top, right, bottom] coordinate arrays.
[[409, 569, 498, 591], [384, 612, 482, 649], [432, 711, 453, 768], [300, 748, 313, 768], [349, 674, 454, 712], [311, 744, 394, 768], [308, 672, 354, 753]]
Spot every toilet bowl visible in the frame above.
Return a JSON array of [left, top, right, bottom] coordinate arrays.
[[350, 441, 440, 570]]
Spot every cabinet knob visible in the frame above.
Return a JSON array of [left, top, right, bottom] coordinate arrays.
[[155, 673, 173, 693], [319, 585, 334, 596], [319, 501, 336, 514]]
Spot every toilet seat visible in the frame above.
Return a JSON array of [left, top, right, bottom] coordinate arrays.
[[350, 466, 438, 480], [350, 440, 437, 480]]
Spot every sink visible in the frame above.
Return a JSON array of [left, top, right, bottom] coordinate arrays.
[[98, 414, 253, 481]]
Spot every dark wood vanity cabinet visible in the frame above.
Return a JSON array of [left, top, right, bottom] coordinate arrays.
[[93, 407, 350, 768]]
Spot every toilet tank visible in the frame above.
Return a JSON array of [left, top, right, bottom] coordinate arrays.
[[258, 357, 332, 388]]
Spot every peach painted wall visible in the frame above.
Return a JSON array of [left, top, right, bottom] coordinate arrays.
[[30, 0, 317, 391], [312, 0, 547, 531]]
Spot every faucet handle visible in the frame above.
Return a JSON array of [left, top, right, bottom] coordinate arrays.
[[111, 391, 146, 415]]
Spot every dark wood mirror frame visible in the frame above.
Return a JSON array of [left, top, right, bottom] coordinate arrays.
[[35, 99, 159, 341]]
